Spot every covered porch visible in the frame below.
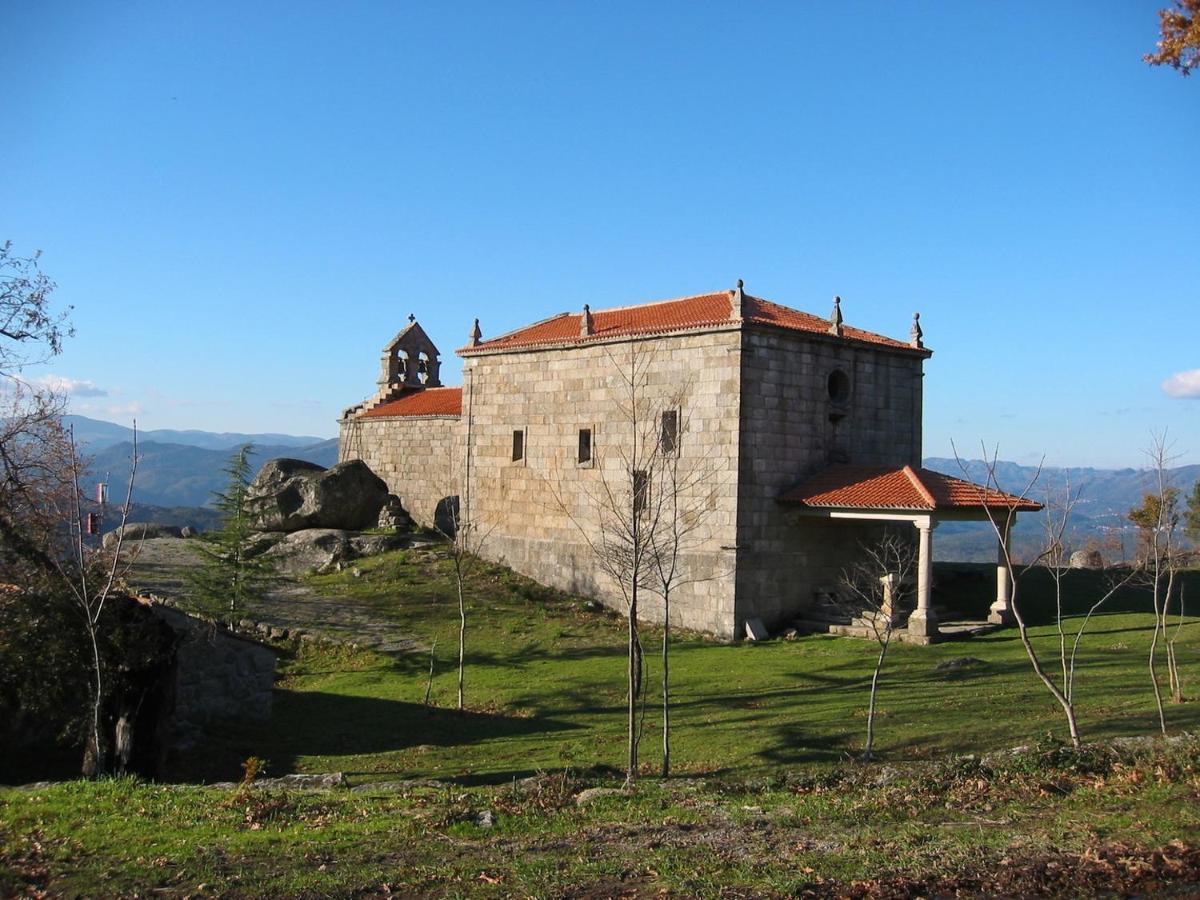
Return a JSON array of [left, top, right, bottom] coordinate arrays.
[[778, 465, 1042, 644]]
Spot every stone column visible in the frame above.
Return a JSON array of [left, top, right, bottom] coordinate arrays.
[[878, 573, 901, 626], [908, 518, 939, 639], [988, 519, 1015, 625]]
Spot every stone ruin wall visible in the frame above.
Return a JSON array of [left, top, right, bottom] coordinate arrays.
[[463, 329, 744, 638], [339, 414, 461, 529], [734, 328, 926, 630], [153, 605, 276, 755]]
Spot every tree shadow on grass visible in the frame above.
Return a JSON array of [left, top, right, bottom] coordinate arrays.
[[174, 691, 579, 784]]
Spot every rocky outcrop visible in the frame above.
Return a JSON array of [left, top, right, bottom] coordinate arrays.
[[102, 523, 184, 549], [376, 495, 413, 531], [248, 458, 393, 532], [263, 528, 354, 575]]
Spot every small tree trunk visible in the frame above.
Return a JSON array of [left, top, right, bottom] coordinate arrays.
[[424, 639, 437, 706], [86, 622, 107, 777], [1169, 585, 1186, 703], [863, 640, 888, 760], [626, 584, 639, 786], [1164, 569, 1181, 703], [457, 567, 466, 713], [661, 590, 670, 779], [1149, 561, 1168, 734]]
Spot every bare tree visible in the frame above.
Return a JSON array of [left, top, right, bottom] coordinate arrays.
[[431, 496, 493, 712], [0, 242, 145, 774], [1129, 434, 1185, 726], [954, 443, 1133, 749], [59, 426, 139, 775], [645, 399, 719, 778], [835, 529, 917, 760], [1041, 475, 1140, 709], [0, 241, 72, 368], [547, 344, 679, 786]]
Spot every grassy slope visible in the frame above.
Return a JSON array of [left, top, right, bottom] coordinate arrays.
[[3, 739, 1199, 897], [5, 548, 1200, 896], [239, 551, 1200, 783]]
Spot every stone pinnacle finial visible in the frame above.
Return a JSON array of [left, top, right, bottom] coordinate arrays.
[[729, 278, 745, 321], [469, 317, 482, 347], [909, 312, 923, 349], [581, 303, 594, 337], [828, 295, 843, 336]]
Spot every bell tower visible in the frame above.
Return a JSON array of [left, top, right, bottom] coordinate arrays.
[[378, 314, 442, 391]]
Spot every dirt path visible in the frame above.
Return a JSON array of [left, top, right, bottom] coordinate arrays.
[[126, 537, 422, 654]]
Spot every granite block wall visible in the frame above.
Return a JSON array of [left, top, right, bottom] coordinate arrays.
[[463, 329, 743, 637], [734, 329, 925, 631], [339, 415, 461, 528]]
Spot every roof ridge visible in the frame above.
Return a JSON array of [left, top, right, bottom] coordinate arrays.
[[587, 289, 731, 315], [903, 465, 937, 508], [474, 311, 574, 346]]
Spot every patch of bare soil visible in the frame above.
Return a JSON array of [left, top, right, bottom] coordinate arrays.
[[802, 841, 1200, 899]]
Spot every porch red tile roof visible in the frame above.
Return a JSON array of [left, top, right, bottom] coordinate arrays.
[[779, 465, 1042, 512], [360, 387, 463, 418], [459, 291, 927, 355]]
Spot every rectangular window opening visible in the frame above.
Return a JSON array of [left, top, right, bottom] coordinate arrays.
[[511, 429, 525, 462], [633, 469, 649, 517], [661, 409, 679, 455], [577, 428, 593, 465]]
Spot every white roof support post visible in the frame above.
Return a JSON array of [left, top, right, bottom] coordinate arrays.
[[908, 515, 939, 640], [988, 517, 1016, 625]]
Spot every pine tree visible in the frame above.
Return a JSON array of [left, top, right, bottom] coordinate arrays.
[[1184, 479, 1200, 546], [186, 445, 274, 627]]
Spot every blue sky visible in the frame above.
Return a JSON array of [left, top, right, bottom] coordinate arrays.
[[2, 1, 1196, 467]]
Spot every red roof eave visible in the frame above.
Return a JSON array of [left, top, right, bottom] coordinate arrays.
[[779, 465, 1042, 513], [359, 386, 463, 418], [457, 292, 932, 358]]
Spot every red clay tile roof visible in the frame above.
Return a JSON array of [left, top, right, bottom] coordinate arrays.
[[779, 465, 1042, 512], [361, 387, 462, 418], [459, 291, 927, 355]]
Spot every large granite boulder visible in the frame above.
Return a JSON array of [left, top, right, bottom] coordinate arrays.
[[262, 528, 353, 575], [102, 522, 184, 549], [248, 458, 392, 532]]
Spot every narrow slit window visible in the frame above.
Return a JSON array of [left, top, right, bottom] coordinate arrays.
[[661, 409, 679, 455], [511, 429, 525, 462], [633, 469, 649, 517], [578, 428, 592, 464]]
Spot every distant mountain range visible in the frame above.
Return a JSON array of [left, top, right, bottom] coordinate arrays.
[[64, 415, 327, 452], [71, 416, 1198, 560], [70, 416, 338, 509], [923, 458, 1200, 562]]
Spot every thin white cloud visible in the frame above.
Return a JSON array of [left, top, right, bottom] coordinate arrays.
[[33, 375, 108, 397], [76, 400, 144, 418], [1162, 369, 1200, 399]]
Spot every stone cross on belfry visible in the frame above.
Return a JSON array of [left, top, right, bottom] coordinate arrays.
[[408, 313, 416, 324]]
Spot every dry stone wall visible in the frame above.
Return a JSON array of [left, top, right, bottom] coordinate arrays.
[[153, 605, 276, 752]]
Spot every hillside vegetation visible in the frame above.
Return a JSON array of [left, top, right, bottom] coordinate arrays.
[[4, 544, 1200, 896]]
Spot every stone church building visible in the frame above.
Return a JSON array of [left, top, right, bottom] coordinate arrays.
[[339, 283, 1035, 641]]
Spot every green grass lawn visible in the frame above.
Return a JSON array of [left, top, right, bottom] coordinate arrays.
[[5, 550, 1200, 897], [204, 549, 1200, 785]]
